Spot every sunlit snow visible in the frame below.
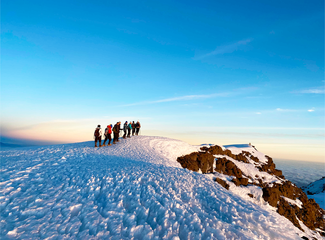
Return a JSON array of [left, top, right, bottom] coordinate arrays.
[[0, 136, 318, 239]]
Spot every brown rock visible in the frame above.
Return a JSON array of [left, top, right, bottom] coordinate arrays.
[[215, 177, 229, 190], [215, 158, 243, 179], [201, 145, 224, 155], [231, 178, 240, 186], [262, 185, 281, 207], [231, 177, 249, 186], [177, 152, 200, 172], [262, 181, 325, 235], [277, 197, 302, 230], [238, 177, 249, 186], [177, 152, 215, 173], [197, 152, 214, 173]]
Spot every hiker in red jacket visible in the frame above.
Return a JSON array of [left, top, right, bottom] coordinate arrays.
[[94, 125, 102, 147], [103, 124, 112, 146]]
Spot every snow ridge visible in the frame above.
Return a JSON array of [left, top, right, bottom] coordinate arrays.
[[0, 136, 317, 239]]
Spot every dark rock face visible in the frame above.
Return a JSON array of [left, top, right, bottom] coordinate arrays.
[[177, 152, 214, 174], [231, 177, 249, 186], [215, 158, 243, 178], [262, 181, 325, 234], [177, 144, 325, 236], [238, 177, 249, 186], [197, 152, 214, 173], [258, 156, 285, 179], [201, 145, 250, 163], [201, 145, 285, 179], [277, 197, 302, 230], [177, 152, 200, 172], [215, 177, 229, 190]]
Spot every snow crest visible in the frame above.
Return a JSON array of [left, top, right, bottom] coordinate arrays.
[[0, 136, 308, 239]]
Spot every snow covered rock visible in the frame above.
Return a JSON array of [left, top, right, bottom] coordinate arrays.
[[0, 136, 323, 239], [177, 143, 325, 238]]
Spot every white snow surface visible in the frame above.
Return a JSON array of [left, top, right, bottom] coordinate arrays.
[[303, 177, 325, 210], [0, 136, 319, 239], [223, 144, 269, 164], [303, 177, 325, 195]]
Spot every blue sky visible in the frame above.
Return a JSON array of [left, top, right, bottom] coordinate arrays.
[[1, 0, 324, 161]]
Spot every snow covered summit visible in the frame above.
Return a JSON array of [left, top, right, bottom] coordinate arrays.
[[0, 136, 323, 239]]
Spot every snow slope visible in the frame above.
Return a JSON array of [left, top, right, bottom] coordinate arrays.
[[0, 136, 318, 239], [303, 177, 325, 209]]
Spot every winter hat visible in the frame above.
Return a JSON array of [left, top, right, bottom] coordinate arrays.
[[110, 124, 113, 128]]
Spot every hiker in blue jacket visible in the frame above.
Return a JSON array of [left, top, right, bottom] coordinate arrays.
[[127, 121, 132, 138]]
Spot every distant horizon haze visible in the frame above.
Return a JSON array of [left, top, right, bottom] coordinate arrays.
[[1, 128, 324, 163]]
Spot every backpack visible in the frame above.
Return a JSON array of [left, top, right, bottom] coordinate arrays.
[[104, 128, 108, 136], [108, 126, 112, 134], [94, 128, 100, 137], [113, 124, 117, 133]]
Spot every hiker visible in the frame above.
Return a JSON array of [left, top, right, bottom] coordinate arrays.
[[135, 121, 141, 135], [132, 121, 136, 136], [112, 122, 121, 144], [94, 125, 102, 147], [103, 124, 112, 146], [122, 121, 128, 139], [127, 121, 132, 138]]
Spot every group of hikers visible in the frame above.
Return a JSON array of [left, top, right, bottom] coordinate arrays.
[[94, 121, 141, 147]]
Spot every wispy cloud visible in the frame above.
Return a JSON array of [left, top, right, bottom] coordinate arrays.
[[120, 92, 231, 107], [195, 38, 253, 60], [275, 108, 320, 113], [293, 86, 325, 94], [276, 108, 297, 112]]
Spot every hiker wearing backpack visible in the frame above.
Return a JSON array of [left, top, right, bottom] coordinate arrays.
[[122, 121, 128, 139], [112, 122, 121, 144], [135, 121, 141, 135], [127, 121, 132, 138], [94, 125, 102, 147], [131, 121, 136, 136], [103, 124, 112, 146]]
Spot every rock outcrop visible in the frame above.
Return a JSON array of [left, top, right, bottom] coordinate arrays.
[[177, 152, 214, 173], [262, 181, 325, 231], [177, 144, 325, 237], [215, 177, 229, 190]]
